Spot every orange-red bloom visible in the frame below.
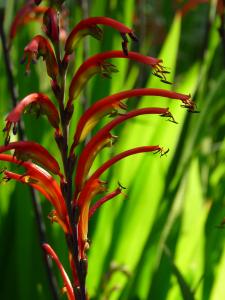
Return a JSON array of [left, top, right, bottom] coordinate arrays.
[[42, 243, 75, 300], [65, 16, 137, 55], [71, 88, 194, 148], [4, 93, 60, 144], [89, 186, 124, 219], [21, 35, 58, 79], [68, 51, 166, 104], [0, 141, 62, 177], [0, 153, 68, 232], [76, 145, 162, 258], [74, 108, 172, 193]]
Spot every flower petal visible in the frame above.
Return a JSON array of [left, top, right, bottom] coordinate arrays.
[[65, 17, 137, 54], [0, 153, 66, 220], [76, 145, 163, 258], [67, 51, 166, 104], [42, 243, 75, 300], [4, 93, 60, 143], [74, 108, 171, 193], [71, 88, 193, 148], [21, 35, 58, 79], [0, 141, 62, 177], [89, 186, 123, 219]]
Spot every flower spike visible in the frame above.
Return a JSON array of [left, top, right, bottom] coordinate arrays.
[[42, 244, 75, 300], [68, 51, 167, 104], [3, 93, 60, 144], [0, 141, 62, 177], [21, 35, 58, 79], [65, 17, 137, 55], [71, 88, 194, 148]]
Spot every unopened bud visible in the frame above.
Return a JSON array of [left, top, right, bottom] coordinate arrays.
[[51, 79, 62, 101], [43, 8, 59, 43]]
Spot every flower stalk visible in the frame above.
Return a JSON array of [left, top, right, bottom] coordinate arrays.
[[0, 2, 197, 300]]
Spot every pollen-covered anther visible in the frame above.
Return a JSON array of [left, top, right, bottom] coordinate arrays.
[[153, 147, 165, 156], [0, 167, 7, 174], [100, 61, 119, 78], [160, 111, 178, 124], [0, 168, 9, 184], [88, 25, 103, 40], [160, 148, 170, 157], [65, 17, 137, 55], [3, 122, 12, 145], [181, 95, 197, 113], [153, 63, 172, 84], [48, 210, 59, 224], [118, 181, 127, 190], [0, 176, 11, 184]]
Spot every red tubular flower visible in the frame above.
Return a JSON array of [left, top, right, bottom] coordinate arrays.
[[67, 51, 167, 104], [3, 93, 60, 144], [74, 107, 172, 193], [0, 141, 62, 177], [21, 35, 58, 79], [65, 16, 137, 55], [71, 88, 194, 148], [42, 243, 75, 300], [9, 0, 47, 44], [89, 186, 124, 219], [0, 153, 69, 232], [77, 145, 162, 258]]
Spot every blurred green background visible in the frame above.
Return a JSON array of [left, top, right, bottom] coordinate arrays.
[[1, 0, 225, 299]]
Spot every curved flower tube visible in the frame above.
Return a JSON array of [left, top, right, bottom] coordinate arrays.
[[65, 16, 137, 55], [0, 141, 62, 177], [71, 88, 194, 149], [89, 186, 124, 219], [42, 243, 75, 300], [76, 145, 163, 258], [0, 154, 68, 232], [21, 35, 58, 79], [74, 107, 172, 193], [9, 1, 47, 44], [67, 51, 167, 104], [3, 93, 60, 144]]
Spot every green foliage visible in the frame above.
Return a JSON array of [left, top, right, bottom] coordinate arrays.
[[0, 1, 225, 299]]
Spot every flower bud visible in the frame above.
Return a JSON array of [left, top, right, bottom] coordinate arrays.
[[43, 8, 59, 43]]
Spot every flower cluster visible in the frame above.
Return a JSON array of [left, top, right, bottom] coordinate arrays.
[[1, 1, 196, 299]]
